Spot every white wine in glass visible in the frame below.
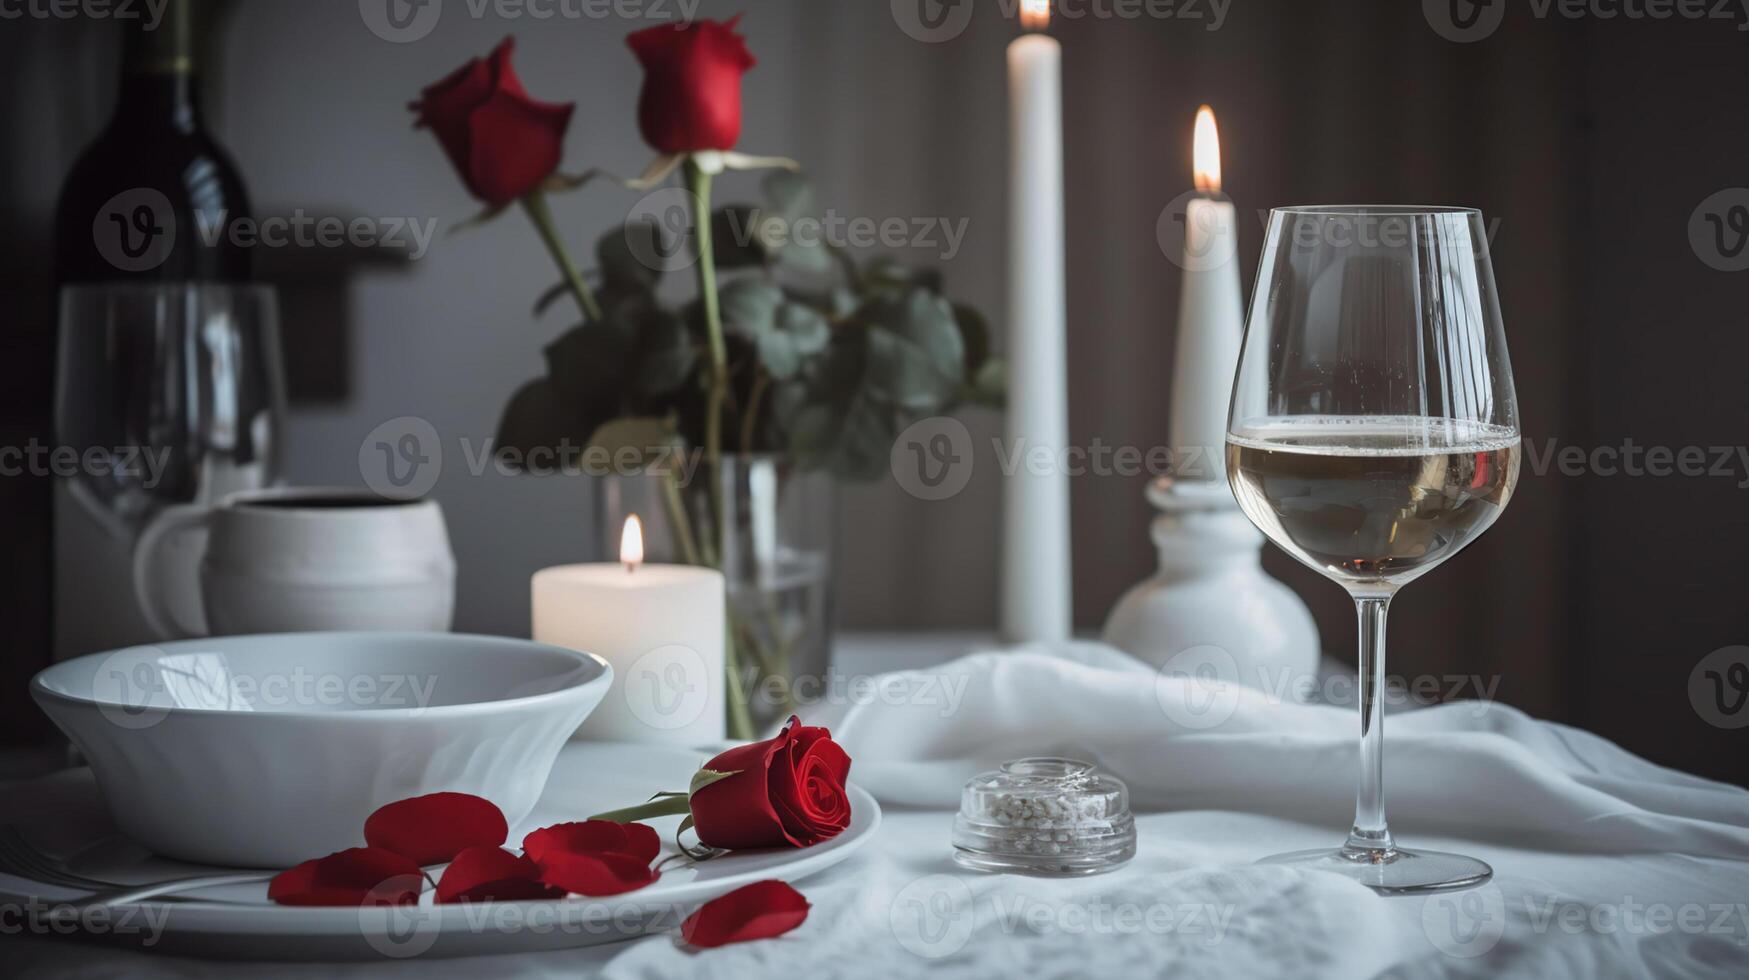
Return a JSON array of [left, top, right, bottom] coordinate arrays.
[[1226, 208, 1519, 893]]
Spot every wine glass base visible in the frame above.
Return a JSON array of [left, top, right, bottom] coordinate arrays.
[[1257, 846, 1492, 895]]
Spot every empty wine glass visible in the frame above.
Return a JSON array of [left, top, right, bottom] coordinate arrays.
[[1226, 206, 1520, 892], [56, 282, 285, 539]]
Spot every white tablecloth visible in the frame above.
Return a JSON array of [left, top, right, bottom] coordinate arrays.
[[10, 633, 1749, 979]]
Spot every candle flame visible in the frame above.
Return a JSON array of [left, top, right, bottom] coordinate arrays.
[[1193, 105, 1222, 193], [1020, 0, 1050, 31], [620, 515, 644, 571]]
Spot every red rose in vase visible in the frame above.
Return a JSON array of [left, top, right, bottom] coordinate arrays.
[[627, 17, 757, 154], [411, 37, 574, 206], [689, 717, 852, 849]]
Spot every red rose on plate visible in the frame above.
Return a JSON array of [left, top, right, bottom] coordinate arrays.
[[627, 17, 757, 154], [411, 37, 574, 206], [689, 716, 852, 849]]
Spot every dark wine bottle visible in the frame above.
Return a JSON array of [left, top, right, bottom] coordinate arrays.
[[3, 0, 253, 747], [55, 0, 252, 284]]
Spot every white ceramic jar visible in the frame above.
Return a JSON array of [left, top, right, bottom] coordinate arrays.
[[133, 487, 456, 640]]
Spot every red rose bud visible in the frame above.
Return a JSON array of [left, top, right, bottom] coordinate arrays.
[[364, 792, 509, 866], [268, 847, 424, 907], [681, 880, 810, 948], [689, 717, 852, 850], [627, 17, 757, 154], [411, 37, 574, 206]]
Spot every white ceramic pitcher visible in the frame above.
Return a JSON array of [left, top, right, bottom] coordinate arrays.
[[133, 487, 456, 639]]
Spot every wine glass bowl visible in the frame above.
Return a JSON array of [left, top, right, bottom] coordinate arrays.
[[1227, 416, 1519, 589], [1226, 206, 1519, 892], [55, 283, 285, 539]]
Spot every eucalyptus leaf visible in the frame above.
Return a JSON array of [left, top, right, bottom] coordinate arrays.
[[629, 308, 697, 395], [545, 321, 630, 407], [778, 303, 831, 357], [952, 303, 991, 378], [711, 205, 771, 269], [757, 336, 801, 381], [596, 221, 663, 291], [768, 378, 809, 428], [773, 236, 834, 277], [759, 303, 832, 381], [754, 171, 835, 277], [829, 288, 859, 318], [495, 379, 610, 471], [790, 398, 897, 479], [719, 278, 784, 338], [763, 170, 816, 222], [862, 288, 965, 413], [786, 330, 899, 479], [864, 257, 943, 295], [967, 358, 1007, 409], [587, 416, 683, 469]]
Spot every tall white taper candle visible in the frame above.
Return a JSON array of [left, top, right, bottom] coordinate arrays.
[[1169, 106, 1245, 486], [1001, 4, 1072, 643]]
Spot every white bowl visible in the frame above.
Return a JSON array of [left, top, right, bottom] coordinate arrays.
[[32, 632, 611, 868]]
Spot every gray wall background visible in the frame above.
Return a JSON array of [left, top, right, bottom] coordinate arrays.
[[10, 0, 1749, 788]]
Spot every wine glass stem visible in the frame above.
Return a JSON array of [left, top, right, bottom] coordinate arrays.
[[1346, 595, 1396, 858]]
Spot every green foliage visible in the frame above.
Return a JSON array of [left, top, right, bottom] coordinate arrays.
[[496, 172, 1004, 479]]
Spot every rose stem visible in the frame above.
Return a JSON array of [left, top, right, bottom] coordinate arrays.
[[685, 156, 755, 742], [521, 190, 604, 325]]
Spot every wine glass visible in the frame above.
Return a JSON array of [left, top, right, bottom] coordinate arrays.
[[1225, 206, 1520, 892], [56, 282, 285, 538]]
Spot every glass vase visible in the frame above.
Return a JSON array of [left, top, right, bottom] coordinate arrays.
[[595, 454, 836, 738]]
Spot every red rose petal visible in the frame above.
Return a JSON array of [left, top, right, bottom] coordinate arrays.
[[408, 36, 573, 205], [268, 847, 424, 907], [435, 846, 562, 904], [463, 86, 574, 206], [619, 822, 661, 865], [691, 729, 796, 849], [365, 792, 508, 866], [522, 820, 627, 863], [681, 880, 810, 948], [691, 717, 853, 851], [521, 820, 660, 864], [537, 850, 659, 897], [626, 18, 757, 154]]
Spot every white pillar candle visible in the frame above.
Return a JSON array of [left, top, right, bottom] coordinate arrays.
[[532, 516, 725, 745], [1001, 0, 1073, 644], [1169, 106, 1245, 488]]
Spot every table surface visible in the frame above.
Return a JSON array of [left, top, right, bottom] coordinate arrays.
[[8, 633, 1748, 979]]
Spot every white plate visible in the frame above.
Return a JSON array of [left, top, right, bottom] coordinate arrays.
[[0, 742, 880, 960]]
